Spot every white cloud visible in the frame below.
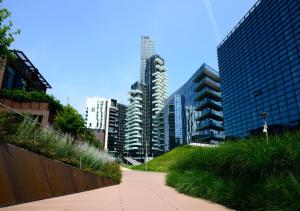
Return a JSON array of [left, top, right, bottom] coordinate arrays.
[[203, 0, 221, 44]]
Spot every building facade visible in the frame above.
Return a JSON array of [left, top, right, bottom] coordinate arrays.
[[85, 97, 126, 157], [140, 36, 155, 83], [125, 37, 168, 161], [164, 63, 224, 151], [117, 103, 127, 159], [0, 50, 51, 92], [124, 82, 147, 161], [0, 50, 57, 127], [144, 55, 168, 156], [217, 0, 300, 138], [85, 97, 107, 130], [105, 99, 118, 155]]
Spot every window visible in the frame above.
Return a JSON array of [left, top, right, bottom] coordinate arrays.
[[91, 107, 95, 112], [5, 66, 16, 89]]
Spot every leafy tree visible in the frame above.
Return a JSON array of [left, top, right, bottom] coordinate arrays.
[[54, 104, 85, 138], [0, 0, 20, 58], [54, 104, 102, 149]]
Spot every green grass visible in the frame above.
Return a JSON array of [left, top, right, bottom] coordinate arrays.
[[131, 145, 198, 172], [0, 112, 121, 183], [136, 131, 300, 210]]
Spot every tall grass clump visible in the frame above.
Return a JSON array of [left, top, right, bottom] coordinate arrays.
[[165, 131, 300, 210], [0, 113, 121, 183]]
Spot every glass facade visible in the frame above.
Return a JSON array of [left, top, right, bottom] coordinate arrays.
[[164, 63, 224, 151], [217, 0, 300, 138]]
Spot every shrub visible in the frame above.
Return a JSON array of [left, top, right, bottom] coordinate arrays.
[[0, 89, 63, 111], [0, 112, 121, 183]]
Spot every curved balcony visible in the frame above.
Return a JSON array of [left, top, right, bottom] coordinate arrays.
[[196, 98, 222, 111], [155, 65, 164, 71], [155, 57, 163, 65], [195, 87, 221, 102], [196, 109, 223, 121], [194, 77, 221, 92], [197, 120, 224, 131]]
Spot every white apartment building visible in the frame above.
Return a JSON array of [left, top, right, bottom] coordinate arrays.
[[85, 97, 107, 130]]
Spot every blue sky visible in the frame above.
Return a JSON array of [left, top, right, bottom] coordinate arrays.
[[4, 0, 257, 114]]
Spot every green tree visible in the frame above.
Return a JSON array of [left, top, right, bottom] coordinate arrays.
[[0, 0, 20, 57], [54, 104, 85, 138], [79, 129, 103, 149]]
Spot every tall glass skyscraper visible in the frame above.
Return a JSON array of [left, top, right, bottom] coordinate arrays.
[[140, 36, 155, 83], [164, 63, 224, 151], [218, 0, 300, 138]]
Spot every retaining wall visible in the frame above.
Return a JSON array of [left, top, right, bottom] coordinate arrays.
[[0, 141, 117, 207]]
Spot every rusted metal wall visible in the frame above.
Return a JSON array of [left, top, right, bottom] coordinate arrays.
[[0, 141, 117, 207]]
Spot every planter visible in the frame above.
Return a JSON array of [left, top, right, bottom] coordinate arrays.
[[12, 101, 22, 109], [39, 102, 49, 110], [30, 102, 40, 110], [0, 99, 13, 107], [21, 102, 31, 110]]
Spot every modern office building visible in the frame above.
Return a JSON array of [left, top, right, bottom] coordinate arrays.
[[85, 97, 126, 157], [117, 103, 127, 159], [217, 0, 300, 138], [124, 82, 147, 161], [140, 36, 155, 83], [164, 63, 224, 151]]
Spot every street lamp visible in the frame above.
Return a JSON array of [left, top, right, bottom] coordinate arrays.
[[145, 140, 148, 172], [260, 112, 269, 142]]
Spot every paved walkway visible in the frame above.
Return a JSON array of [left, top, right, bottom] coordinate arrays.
[[2, 168, 228, 211]]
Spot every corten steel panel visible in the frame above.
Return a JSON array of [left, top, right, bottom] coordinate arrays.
[[0, 142, 118, 207], [0, 144, 16, 206], [81, 171, 100, 191], [0, 142, 51, 204], [40, 157, 76, 197], [70, 167, 101, 192]]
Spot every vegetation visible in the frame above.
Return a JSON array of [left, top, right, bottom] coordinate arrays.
[[54, 104, 85, 137], [131, 145, 198, 172], [0, 0, 20, 58], [0, 89, 63, 111], [54, 104, 102, 149], [162, 132, 300, 210], [0, 112, 121, 183]]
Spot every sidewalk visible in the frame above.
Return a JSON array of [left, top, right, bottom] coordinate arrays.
[[1, 169, 228, 211]]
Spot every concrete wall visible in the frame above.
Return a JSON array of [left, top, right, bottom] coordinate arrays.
[[0, 141, 117, 207]]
